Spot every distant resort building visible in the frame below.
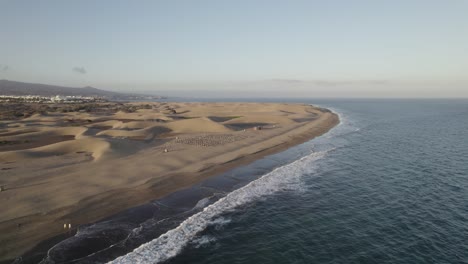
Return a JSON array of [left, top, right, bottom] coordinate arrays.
[[0, 94, 107, 103]]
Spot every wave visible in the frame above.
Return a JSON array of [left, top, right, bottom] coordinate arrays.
[[190, 235, 218, 248], [109, 148, 334, 264]]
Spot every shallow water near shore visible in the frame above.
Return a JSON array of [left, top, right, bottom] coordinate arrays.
[[29, 99, 468, 263]]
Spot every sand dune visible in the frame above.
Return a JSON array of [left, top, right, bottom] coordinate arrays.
[[0, 102, 339, 261], [113, 110, 170, 122], [0, 127, 38, 137], [113, 121, 160, 129], [2, 126, 87, 140], [86, 120, 123, 129], [97, 125, 171, 140], [164, 117, 232, 133], [0, 126, 89, 153], [0, 103, 325, 163], [223, 114, 296, 126], [0, 137, 110, 162]]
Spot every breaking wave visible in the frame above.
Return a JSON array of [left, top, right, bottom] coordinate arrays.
[[110, 148, 334, 264], [190, 235, 218, 248]]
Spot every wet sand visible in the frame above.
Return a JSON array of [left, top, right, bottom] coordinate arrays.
[[0, 102, 338, 261]]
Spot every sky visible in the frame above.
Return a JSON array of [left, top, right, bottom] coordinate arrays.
[[1, 0, 467, 98]]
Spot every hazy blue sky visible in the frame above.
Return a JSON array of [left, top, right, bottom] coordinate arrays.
[[1, 0, 467, 97]]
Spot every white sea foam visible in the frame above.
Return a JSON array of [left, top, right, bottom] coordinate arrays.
[[208, 216, 232, 227], [194, 197, 211, 209], [109, 149, 333, 264], [190, 235, 217, 248], [317, 106, 357, 137]]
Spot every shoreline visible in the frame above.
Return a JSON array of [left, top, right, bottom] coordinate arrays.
[[0, 103, 338, 262]]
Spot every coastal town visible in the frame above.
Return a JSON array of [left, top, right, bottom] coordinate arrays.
[[0, 94, 107, 104]]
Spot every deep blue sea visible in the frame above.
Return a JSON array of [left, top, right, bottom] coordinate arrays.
[[36, 99, 468, 264]]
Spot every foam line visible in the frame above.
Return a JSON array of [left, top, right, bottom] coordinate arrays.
[[110, 149, 332, 264]]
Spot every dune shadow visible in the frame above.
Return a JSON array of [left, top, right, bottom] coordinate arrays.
[[225, 122, 271, 131]]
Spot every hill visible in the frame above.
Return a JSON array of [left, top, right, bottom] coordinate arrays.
[[0, 80, 164, 100]]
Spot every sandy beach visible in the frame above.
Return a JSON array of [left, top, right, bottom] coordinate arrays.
[[0, 102, 338, 261]]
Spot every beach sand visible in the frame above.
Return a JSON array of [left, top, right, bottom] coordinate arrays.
[[0, 102, 338, 261]]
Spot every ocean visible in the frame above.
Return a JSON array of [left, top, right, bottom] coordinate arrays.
[[37, 99, 468, 263]]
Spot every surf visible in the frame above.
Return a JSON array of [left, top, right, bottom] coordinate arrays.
[[110, 147, 334, 264]]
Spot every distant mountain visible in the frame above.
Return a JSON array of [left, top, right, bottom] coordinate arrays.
[[0, 80, 164, 100]]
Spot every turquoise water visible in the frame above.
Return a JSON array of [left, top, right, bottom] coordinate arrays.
[[159, 99, 468, 264], [32, 99, 468, 264]]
